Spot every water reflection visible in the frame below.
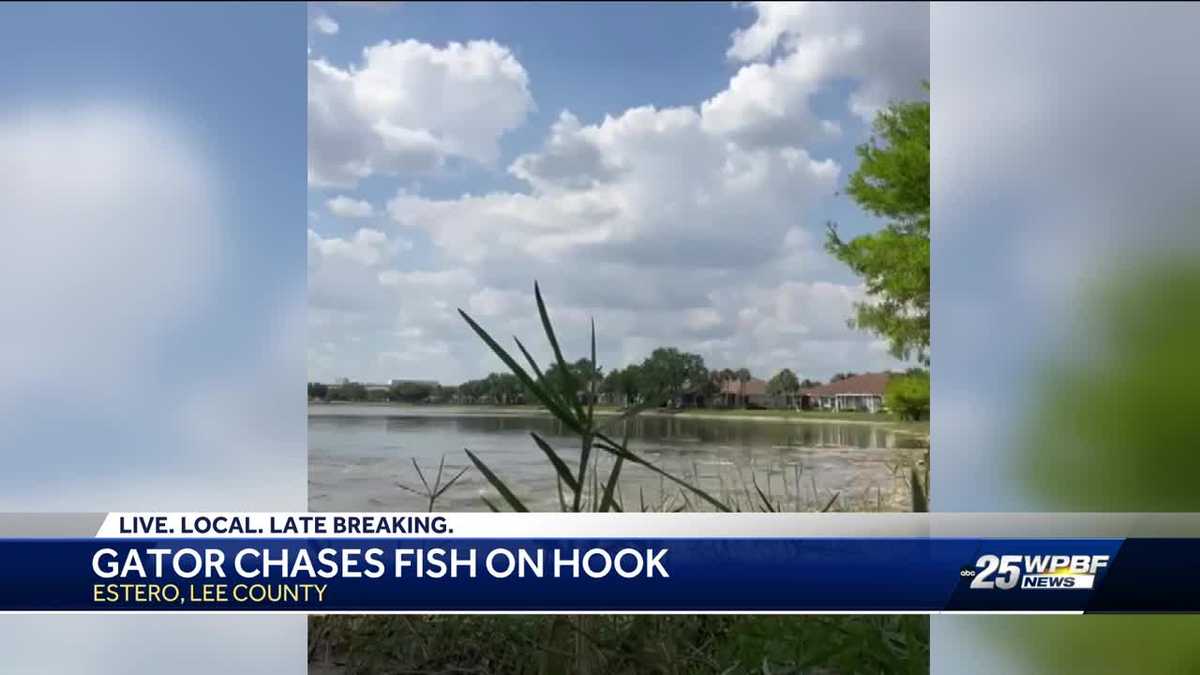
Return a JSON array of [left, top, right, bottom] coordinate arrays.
[[309, 406, 921, 513]]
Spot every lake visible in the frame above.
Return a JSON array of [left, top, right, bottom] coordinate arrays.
[[309, 405, 925, 512]]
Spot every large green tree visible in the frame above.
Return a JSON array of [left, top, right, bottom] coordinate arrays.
[[329, 381, 368, 401], [638, 347, 707, 404], [827, 87, 930, 364], [610, 365, 643, 406], [388, 380, 437, 403], [884, 370, 929, 421], [767, 368, 801, 407]]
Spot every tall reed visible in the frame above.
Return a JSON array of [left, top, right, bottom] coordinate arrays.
[[458, 282, 732, 514]]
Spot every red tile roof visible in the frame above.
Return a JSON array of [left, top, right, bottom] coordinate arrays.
[[802, 372, 891, 397], [718, 378, 768, 396]]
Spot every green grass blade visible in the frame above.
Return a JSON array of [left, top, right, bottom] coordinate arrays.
[[534, 281, 586, 421], [573, 434, 592, 513], [433, 455, 446, 492], [909, 467, 928, 512], [465, 448, 529, 512], [594, 432, 731, 512], [555, 474, 568, 512], [598, 456, 624, 513], [530, 432, 580, 493], [432, 466, 470, 500], [411, 458, 430, 494], [513, 336, 567, 410], [751, 474, 777, 513], [820, 491, 841, 512], [458, 308, 582, 433], [587, 317, 596, 428]]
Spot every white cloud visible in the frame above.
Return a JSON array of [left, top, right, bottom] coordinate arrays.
[[391, 104, 839, 268], [308, 228, 482, 381], [468, 286, 531, 318], [309, 227, 402, 267], [326, 194, 375, 218], [308, 39, 535, 187], [310, 4, 927, 383], [708, 0, 930, 145], [312, 11, 339, 35]]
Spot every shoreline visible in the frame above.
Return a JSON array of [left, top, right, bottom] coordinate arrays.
[[308, 401, 929, 436]]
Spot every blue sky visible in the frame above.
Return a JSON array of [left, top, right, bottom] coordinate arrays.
[[307, 1, 929, 386]]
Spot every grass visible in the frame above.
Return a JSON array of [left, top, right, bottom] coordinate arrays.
[[310, 614, 929, 675], [312, 400, 928, 435], [655, 407, 929, 433]]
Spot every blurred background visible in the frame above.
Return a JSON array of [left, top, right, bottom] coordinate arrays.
[[0, 3, 306, 672], [932, 3, 1200, 672]]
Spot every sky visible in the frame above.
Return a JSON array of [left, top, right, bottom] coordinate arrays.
[[306, 1, 930, 386]]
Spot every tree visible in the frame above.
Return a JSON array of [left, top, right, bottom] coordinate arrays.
[[767, 369, 801, 408], [694, 370, 723, 405], [884, 371, 929, 421], [329, 381, 367, 401], [602, 365, 643, 407], [389, 381, 437, 403], [735, 368, 752, 407], [638, 347, 707, 405], [477, 372, 523, 405], [827, 86, 930, 364], [542, 358, 600, 404], [617, 365, 642, 406], [494, 373, 523, 404], [307, 382, 329, 400]]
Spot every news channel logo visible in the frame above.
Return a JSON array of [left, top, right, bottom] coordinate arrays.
[[959, 554, 1109, 590]]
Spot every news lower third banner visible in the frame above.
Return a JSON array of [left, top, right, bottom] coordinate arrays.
[[2, 513, 1200, 613]]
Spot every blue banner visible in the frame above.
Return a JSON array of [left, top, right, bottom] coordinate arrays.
[[3, 536, 1182, 612]]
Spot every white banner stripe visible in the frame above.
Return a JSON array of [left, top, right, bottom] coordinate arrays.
[[96, 512, 933, 538]]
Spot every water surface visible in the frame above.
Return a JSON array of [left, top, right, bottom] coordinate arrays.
[[309, 405, 923, 512]]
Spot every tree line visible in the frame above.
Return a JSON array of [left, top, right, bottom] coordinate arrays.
[[306, 346, 928, 414]]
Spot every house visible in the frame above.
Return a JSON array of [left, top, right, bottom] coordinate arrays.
[[717, 378, 769, 408], [800, 372, 891, 413]]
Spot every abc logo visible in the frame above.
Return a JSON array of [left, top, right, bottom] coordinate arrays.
[[960, 566, 976, 578]]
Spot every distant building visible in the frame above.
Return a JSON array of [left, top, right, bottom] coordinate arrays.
[[717, 378, 769, 408], [800, 373, 891, 413], [388, 378, 439, 388]]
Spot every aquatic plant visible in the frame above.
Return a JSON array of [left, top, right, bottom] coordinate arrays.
[[395, 456, 469, 512], [458, 281, 732, 513]]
